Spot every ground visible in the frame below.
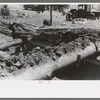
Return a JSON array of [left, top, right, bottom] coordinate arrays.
[[1, 4, 100, 80]]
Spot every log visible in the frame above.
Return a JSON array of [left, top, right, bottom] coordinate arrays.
[[0, 38, 22, 50], [13, 22, 36, 33], [15, 31, 32, 35], [0, 28, 11, 36]]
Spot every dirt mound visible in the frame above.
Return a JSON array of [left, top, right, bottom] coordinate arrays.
[[17, 28, 100, 66], [0, 28, 100, 79]]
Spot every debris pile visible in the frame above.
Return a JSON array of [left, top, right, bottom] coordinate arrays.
[[0, 25, 100, 79], [4, 28, 98, 72], [0, 20, 36, 37], [18, 28, 100, 67]]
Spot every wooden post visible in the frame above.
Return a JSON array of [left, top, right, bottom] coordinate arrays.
[[76, 55, 81, 68]]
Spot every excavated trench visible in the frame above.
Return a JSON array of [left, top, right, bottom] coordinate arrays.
[[1, 27, 100, 80], [31, 28, 100, 80]]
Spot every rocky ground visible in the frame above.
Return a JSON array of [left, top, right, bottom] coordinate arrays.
[[0, 4, 100, 80]]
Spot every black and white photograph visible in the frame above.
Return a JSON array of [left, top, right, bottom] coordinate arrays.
[[0, 3, 100, 80]]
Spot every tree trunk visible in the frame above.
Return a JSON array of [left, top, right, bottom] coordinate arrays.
[[50, 6, 52, 26]]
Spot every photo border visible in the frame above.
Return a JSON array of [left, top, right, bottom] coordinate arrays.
[[0, 0, 100, 98]]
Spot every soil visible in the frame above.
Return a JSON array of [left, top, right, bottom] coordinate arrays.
[[0, 4, 100, 80]]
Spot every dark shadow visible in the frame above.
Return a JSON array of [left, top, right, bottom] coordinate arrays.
[[51, 52, 100, 80]]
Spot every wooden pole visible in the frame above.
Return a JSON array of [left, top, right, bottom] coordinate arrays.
[[50, 5, 52, 26]]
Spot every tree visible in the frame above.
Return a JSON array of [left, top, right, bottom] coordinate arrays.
[[30, 5, 69, 26], [1, 5, 10, 18]]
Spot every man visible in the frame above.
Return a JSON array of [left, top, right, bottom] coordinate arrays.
[[9, 22, 29, 55], [9, 22, 18, 39]]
